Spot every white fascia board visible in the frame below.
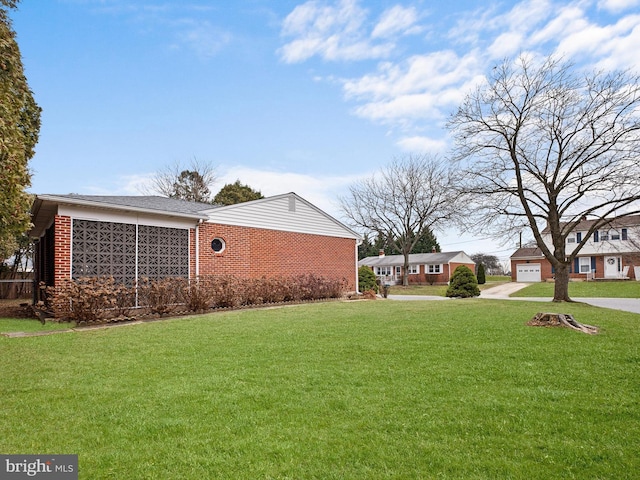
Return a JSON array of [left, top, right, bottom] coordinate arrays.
[[37, 194, 208, 222]]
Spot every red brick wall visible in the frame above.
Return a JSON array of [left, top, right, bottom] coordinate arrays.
[[512, 255, 640, 281], [54, 215, 72, 284], [198, 223, 357, 290], [48, 217, 358, 289], [450, 262, 476, 280], [405, 262, 476, 284], [511, 258, 553, 281]]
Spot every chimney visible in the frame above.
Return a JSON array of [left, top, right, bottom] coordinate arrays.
[[378, 249, 385, 258], [432, 246, 436, 253]]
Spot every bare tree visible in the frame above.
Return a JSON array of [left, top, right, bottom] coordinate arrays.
[[144, 158, 217, 203], [470, 253, 500, 275], [340, 155, 459, 286], [448, 54, 640, 302]]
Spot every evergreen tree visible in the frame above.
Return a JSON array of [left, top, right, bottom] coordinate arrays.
[[405, 229, 440, 254], [358, 265, 378, 293], [213, 180, 264, 206], [0, 0, 41, 259], [446, 265, 480, 298], [477, 263, 486, 284], [358, 233, 381, 260]]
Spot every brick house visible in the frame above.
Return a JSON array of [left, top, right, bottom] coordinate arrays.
[[359, 251, 476, 285], [510, 215, 640, 282], [29, 193, 362, 294]]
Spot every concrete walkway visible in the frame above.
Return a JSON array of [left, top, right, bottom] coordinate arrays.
[[388, 282, 640, 315]]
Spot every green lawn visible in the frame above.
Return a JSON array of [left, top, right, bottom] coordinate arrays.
[[389, 275, 511, 296], [1, 300, 638, 479], [512, 280, 640, 298], [0, 318, 72, 334]]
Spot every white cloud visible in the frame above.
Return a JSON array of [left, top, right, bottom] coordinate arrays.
[[594, 17, 640, 71], [527, 5, 589, 47], [487, 32, 525, 59], [598, 0, 640, 13], [279, 0, 640, 165], [278, 0, 421, 63], [84, 173, 155, 196], [551, 13, 640, 71], [371, 5, 421, 38], [396, 135, 447, 153], [279, 0, 376, 62], [342, 51, 481, 126]]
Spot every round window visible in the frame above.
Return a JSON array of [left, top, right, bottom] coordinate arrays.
[[211, 238, 225, 253]]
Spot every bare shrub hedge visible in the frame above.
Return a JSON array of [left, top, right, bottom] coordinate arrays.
[[46, 274, 348, 325]]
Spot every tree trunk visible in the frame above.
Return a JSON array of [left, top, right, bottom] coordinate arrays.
[[402, 253, 410, 286], [553, 262, 572, 302]]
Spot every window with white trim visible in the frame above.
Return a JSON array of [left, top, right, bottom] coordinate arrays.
[[427, 264, 442, 274], [579, 257, 591, 273], [408, 265, 418, 274], [376, 266, 392, 276]]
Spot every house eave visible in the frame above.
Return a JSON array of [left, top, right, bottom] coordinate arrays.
[[29, 195, 208, 238]]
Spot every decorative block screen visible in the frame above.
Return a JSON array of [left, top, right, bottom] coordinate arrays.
[[72, 219, 189, 283], [138, 225, 189, 279]]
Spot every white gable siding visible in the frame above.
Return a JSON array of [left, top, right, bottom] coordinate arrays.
[[543, 228, 639, 256], [449, 252, 475, 264], [206, 194, 359, 239]]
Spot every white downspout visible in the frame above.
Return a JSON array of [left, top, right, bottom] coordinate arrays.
[[195, 220, 201, 277], [355, 239, 362, 293]]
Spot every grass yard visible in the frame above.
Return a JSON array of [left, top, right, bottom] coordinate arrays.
[[388, 276, 512, 296], [1, 299, 639, 479], [512, 280, 640, 298]]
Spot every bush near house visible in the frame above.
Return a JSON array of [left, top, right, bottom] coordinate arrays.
[[446, 265, 480, 298], [358, 265, 378, 293], [46, 274, 348, 325]]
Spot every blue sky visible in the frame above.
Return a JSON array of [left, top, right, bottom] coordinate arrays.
[[12, 0, 640, 261]]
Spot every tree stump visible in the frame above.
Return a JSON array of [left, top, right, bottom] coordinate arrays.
[[527, 312, 598, 334]]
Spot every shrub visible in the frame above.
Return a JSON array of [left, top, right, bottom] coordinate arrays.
[[425, 274, 439, 286], [446, 265, 480, 298], [138, 277, 183, 316], [45, 273, 349, 324], [361, 289, 377, 300], [112, 281, 136, 318], [209, 275, 242, 309], [179, 277, 215, 313], [358, 266, 378, 293], [48, 277, 124, 325], [477, 263, 486, 285]]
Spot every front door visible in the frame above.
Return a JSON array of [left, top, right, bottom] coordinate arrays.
[[604, 256, 620, 278]]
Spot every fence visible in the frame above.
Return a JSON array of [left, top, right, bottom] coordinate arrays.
[[0, 279, 34, 300]]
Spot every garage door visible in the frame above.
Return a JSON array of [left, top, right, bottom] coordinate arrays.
[[516, 263, 541, 282]]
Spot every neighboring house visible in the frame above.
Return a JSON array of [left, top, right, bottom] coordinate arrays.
[[29, 193, 362, 296], [359, 250, 476, 285], [510, 215, 640, 282]]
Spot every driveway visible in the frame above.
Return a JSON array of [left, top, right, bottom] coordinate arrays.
[[388, 282, 640, 315]]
